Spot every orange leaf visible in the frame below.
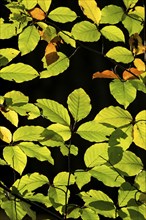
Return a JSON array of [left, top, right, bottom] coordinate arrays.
[[45, 42, 59, 66], [122, 67, 143, 80], [28, 7, 46, 20], [92, 70, 119, 79]]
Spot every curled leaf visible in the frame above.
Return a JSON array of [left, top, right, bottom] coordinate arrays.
[[92, 70, 118, 79], [129, 33, 146, 55]]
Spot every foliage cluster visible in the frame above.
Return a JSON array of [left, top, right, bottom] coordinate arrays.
[[0, 0, 146, 219]]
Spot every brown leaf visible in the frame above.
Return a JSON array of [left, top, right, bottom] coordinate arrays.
[[28, 7, 46, 20], [92, 70, 119, 79], [122, 67, 143, 80], [45, 42, 59, 66]]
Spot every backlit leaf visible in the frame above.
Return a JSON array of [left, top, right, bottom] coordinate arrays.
[[81, 207, 99, 220], [110, 79, 137, 108], [122, 67, 143, 80], [101, 25, 125, 42], [59, 31, 76, 48], [135, 170, 146, 192], [90, 165, 124, 187], [0, 126, 12, 143], [100, 5, 124, 24], [1, 200, 27, 220], [37, 0, 52, 12], [13, 126, 45, 142], [13, 172, 49, 193], [71, 21, 101, 42], [77, 121, 114, 142], [94, 106, 132, 127], [80, 190, 116, 218], [0, 23, 18, 39], [123, 0, 139, 9], [67, 88, 91, 122], [133, 110, 146, 150], [0, 63, 39, 83], [21, 0, 37, 10], [18, 26, 40, 55], [53, 172, 75, 186], [36, 99, 70, 126], [78, 0, 101, 24], [84, 143, 109, 168], [115, 151, 143, 176], [134, 58, 146, 71], [118, 182, 137, 207], [4, 90, 28, 105], [48, 123, 71, 141], [0, 48, 20, 67], [106, 47, 134, 64], [48, 7, 77, 23], [74, 170, 91, 190], [40, 52, 69, 78], [1, 110, 18, 127], [18, 142, 54, 165], [3, 146, 27, 174], [44, 42, 59, 66]]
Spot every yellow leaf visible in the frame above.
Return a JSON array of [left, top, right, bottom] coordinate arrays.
[[78, 0, 101, 25], [1, 110, 18, 127], [0, 126, 12, 143], [134, 58, 146, 72]]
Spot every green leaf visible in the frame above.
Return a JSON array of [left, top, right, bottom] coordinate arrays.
[[81, 207, 99, 220], [1, 110, 18, 127], [109, 125, 133, 151], [39, 129, 64, 147], [135, 170, 146, 192], [67, 88, 91, 122], [1, 200, 27, 220], [122, 13, 144, 35], [106, 47, 134, 64], [100, 5, 124, 24], [110, 80, 137, 108], [18, 142, 54, 165], [60, 144, 78, 156], [25, 193, 52, 208], [0, 48, 20, 67], [4, 90, 29, 105], [18, 26, 40, 55], [77, 121, 114, 142], [53, 172, 75, 186], [130, 77, 146, 94], [89, 165, 124, 187], [74, 170, 91, 190], [133, 110, 146, 150], [48, 123, 71, 141], [0, 63, 39, 83], [94, 106, 132, 127], [115, 151, 143, 176], [71, 21, 101, 42], [13, 126, 45, 142], [40, 52, 69, 78], [59, 31, 76, 48], [0, 23, 18, 39], [78, 0, 101, 25], [80, 190, 116, 218], [48, 185, 68, 208], [0, 126, 12, 143], [0, 158, 7, 165], [3, 146, 27, 174], [118, 182, 137, 207], [13, 172, 49, 193], [48, 7, 77, 23], [21, 0, 37, 9], [37, 22, 57, 42], [36, 99, 70, 126], [11, 103, 40, 120], [101, 25, 125, 42], [84, 143, 109, 168], [123, 0, 139, 9], [37, 0, 52, 12]]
